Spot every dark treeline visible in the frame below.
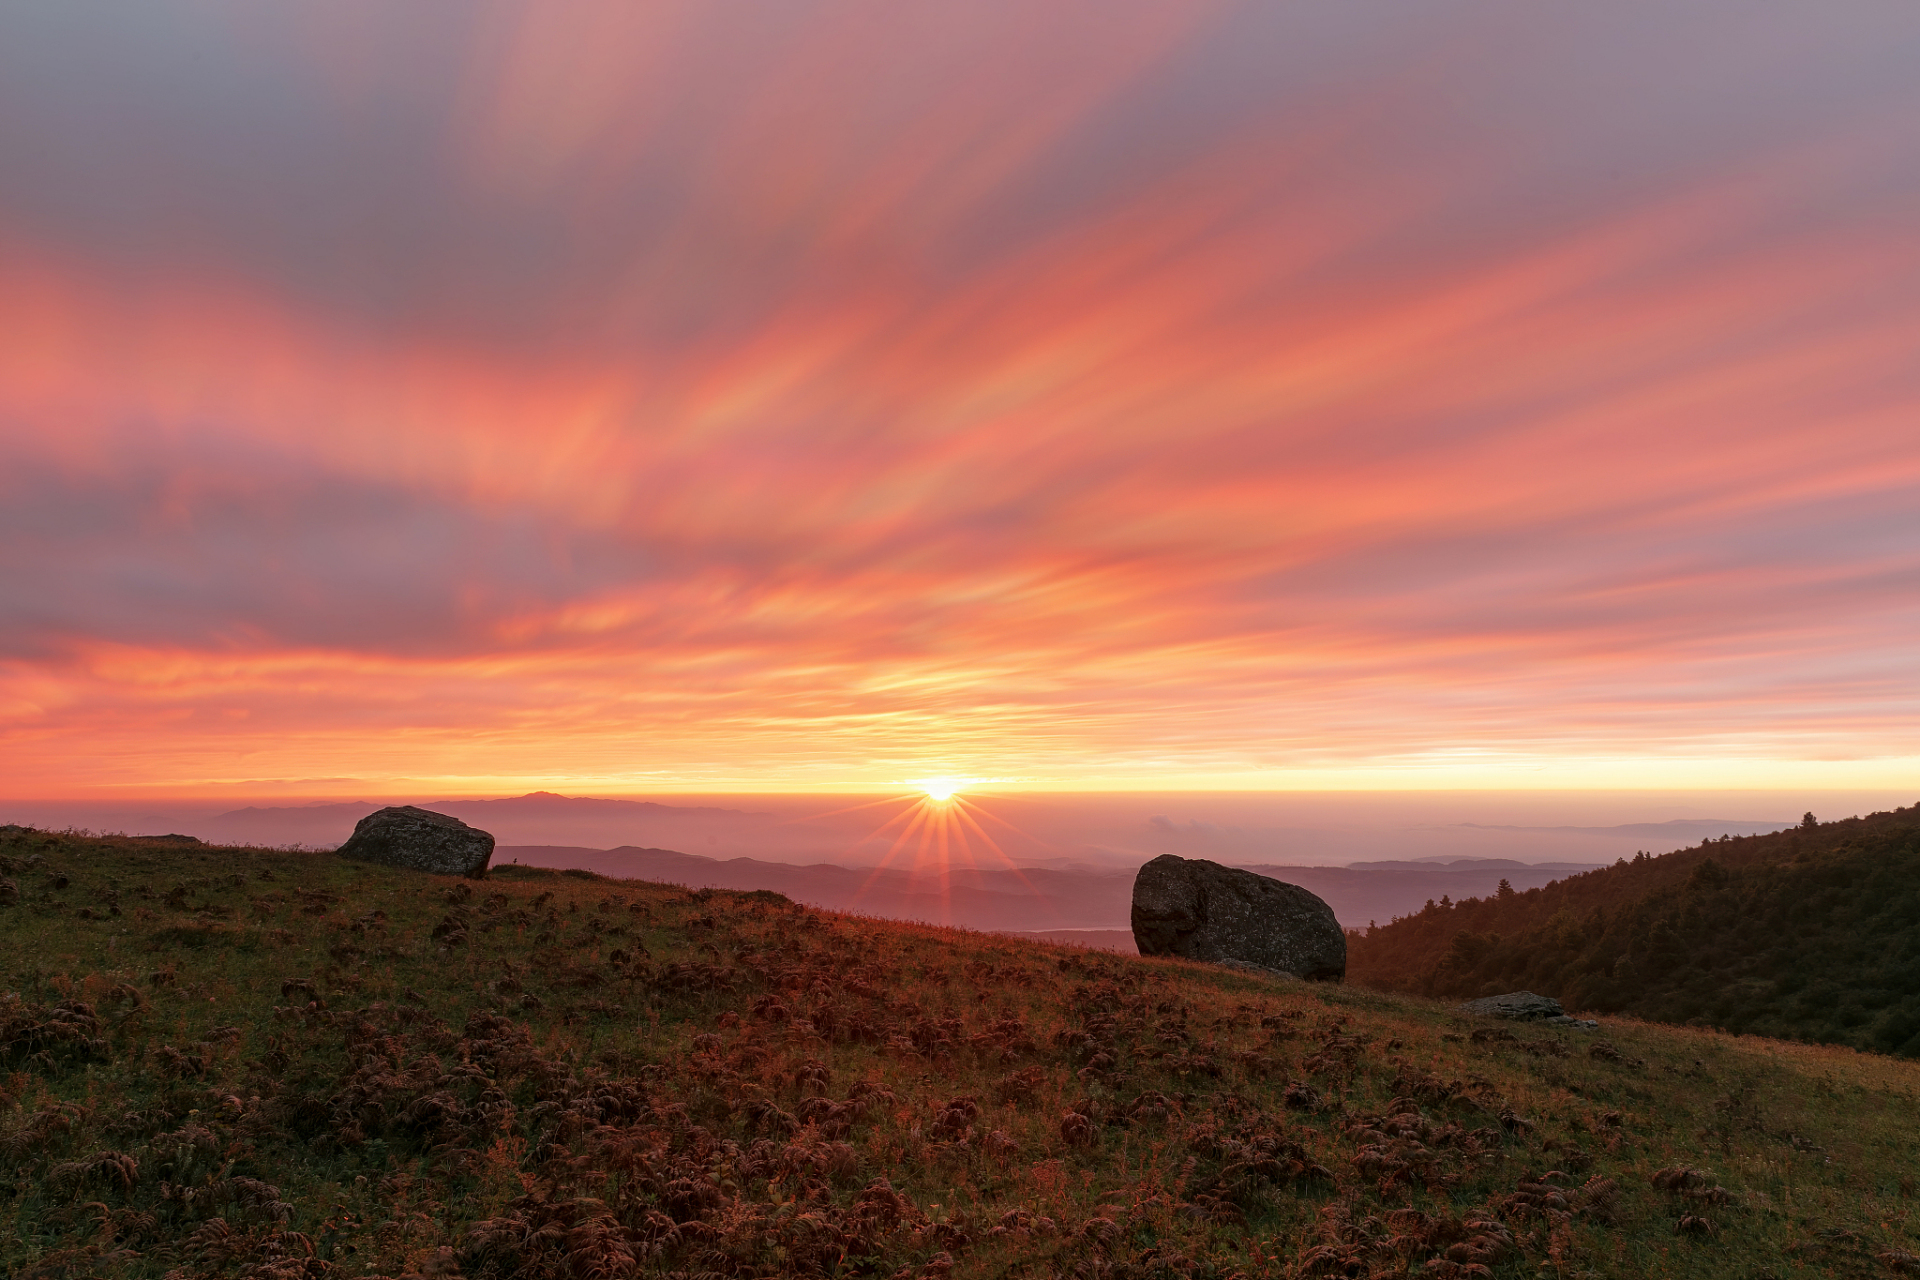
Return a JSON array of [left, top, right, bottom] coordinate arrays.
[[1347, 804, 1920, 1055]]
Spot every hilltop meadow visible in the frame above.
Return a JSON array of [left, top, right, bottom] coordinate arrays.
[[3, 827, 1919, 1279]]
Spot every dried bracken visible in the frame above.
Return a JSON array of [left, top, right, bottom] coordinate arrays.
[[1651, 1164, 1708, 1191], [48, 1148, 139, 1190], [1059, 1109, 1097, 1147], [0, 996, 107, 1066], [1291, 1199, 1516, 1277]]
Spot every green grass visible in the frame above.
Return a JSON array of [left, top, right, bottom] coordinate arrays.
[[3, 828, 1920, 1278]]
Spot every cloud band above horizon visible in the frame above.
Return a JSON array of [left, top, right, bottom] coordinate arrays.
[[3, 1, 1919, 796]]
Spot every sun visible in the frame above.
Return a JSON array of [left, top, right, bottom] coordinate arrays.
[[917, 777, 967, 803]]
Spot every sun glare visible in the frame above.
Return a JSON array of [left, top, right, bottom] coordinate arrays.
[[797, 781, 1055, 928]]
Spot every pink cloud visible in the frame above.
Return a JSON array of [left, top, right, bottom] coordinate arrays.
[[2, 3, 1919, 793]]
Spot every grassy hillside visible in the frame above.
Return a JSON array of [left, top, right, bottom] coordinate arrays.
[[1347, 806, 1920, 1055], [4, 828, 1920, 1279]]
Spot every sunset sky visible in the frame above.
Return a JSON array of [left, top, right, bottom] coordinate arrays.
[[3, 2, 1919, 798]]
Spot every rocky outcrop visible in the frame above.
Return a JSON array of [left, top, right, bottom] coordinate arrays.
[[1457, 991, 1599, 1029], [1459, 991, 1564, 1021], [1130, 854, 1346, 981], [335, 806, 494, 879]]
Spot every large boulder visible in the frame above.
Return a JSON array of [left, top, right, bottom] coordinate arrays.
[[1130, 854, 1346, 981], [335, 806, 494, 879]]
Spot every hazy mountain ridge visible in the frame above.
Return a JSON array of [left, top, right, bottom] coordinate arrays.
[[498, 844, 1606, 932], [1349, 804, 1920, 1055], [1346, 857, 1606, 871], [182, 793, 810, 862], [202, 792, 769, 836], [1, 791, 1821, 876], [498, 844, 1130, 932], [1446, 818, 1793, 840]]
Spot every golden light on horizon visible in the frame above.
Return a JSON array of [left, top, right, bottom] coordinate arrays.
[[791, 785, 1048, 926]]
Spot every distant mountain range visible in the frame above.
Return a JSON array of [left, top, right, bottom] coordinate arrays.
[[192, 793, 802, 858], [1346, 857, 1606, 872], [5, 791, 1799, 873], [1444, 818, 1794, 841], [496, 843, 1607, 931], [208, 791, 767, 828], [9, 791, 1805, 934]]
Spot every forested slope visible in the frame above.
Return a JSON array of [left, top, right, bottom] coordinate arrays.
[[1347, 805, 1920, 1054]]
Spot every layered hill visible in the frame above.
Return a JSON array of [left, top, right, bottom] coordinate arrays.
[[496, 843, 1603, 933], [1348, 805, 1920, 1055], [4, 826, 1920, 1278]]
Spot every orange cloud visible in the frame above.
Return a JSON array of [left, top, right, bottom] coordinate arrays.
[[2, 3, 1918, 796]]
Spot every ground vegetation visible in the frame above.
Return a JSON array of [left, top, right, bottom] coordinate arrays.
[[3, 827, 1919, 1277]]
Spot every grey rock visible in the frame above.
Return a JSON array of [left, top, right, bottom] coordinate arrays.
[[1458, 991, 1564, 1021], [0, 824, 31, 835], [335, 806, 494, 879], [1131, 854, 1346, 981], [1542, 1016, 1602, 1030]]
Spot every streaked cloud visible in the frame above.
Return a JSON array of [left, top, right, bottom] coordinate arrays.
[[2, 1, 1918, 794]]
